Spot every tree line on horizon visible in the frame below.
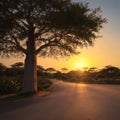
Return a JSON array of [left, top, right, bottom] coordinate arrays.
[[0, 62, 120, 94], [57, 65, 120, 84], [1, 62, 120, 79]]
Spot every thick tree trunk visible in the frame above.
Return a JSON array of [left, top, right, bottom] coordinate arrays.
[[22, 53, 37, 94], [22, 25, 37, 94]]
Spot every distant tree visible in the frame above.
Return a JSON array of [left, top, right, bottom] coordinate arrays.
[[82, 67, 89, 72], [105, 65, 120, 73], [0, 0, 106, 93], [37, 65, 45, 76], [0, 63, 7, 72], [61, 67, 68, 73], [37, 65, 45, 72], [88, 67, 97, 73], [99, 65, 120, 78], [46, 68, 57, 74], [11, 62, 24, 68]]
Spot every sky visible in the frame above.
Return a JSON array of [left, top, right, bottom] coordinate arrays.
[[0, 0, 120, 71]]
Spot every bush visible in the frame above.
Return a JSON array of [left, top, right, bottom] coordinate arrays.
[[0, 63, 53, 95], [37, 77, 52, 91], [0, 76, 52, 94], [0, 76, 22, 94]]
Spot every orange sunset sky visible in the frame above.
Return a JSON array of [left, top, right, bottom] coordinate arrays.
[[0, 0, 120, 71]]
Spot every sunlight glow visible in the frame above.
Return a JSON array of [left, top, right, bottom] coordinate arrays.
[[78, 83, 87, 87], [72, 59, 89, 70], [75, 62, 86, 69]]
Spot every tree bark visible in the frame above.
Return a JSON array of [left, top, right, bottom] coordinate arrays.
[[22, 53, 37, 94], [22, 25, 37, 94]]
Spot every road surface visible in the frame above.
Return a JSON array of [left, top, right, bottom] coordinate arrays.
[[0, 80, 120, 120]]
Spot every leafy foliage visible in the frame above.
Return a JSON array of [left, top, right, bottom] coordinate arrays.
[[0, 0, 106, 57], [0, 76, 22, 94]]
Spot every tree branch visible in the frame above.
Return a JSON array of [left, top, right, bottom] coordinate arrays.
[[36, 38, 60, 54], [15, 20, 28, 32], [11, 35, 27, 54], [35, 30, 68, 54]]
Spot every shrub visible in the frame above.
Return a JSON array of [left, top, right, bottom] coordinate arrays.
[[0, 76, 52, 94], [37, 77, 52, 91], [0, 76, 22, 94]]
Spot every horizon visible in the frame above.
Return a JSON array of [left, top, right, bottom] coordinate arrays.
[[0, 0, 120, 71], [1, 60, 120, 72]]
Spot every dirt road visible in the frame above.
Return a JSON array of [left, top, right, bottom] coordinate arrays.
[[0, 80, 120, 120]]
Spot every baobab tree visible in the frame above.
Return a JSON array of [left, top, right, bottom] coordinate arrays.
[[0, 0, 106, 94]]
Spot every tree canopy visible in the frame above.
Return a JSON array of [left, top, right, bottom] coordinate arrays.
[[0, 0, 106, 58]]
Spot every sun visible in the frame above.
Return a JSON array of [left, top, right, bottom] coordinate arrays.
[[75, 61, 87, 70], [72, 59, 88, 70], [69, 56, 90, 71]]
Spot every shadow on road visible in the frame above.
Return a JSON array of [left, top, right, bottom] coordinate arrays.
[[0, 92, 50, 114]]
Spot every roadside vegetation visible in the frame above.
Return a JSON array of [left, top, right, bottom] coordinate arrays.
[[1, 62, 120, 95], [0, 62, 52, 95]]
